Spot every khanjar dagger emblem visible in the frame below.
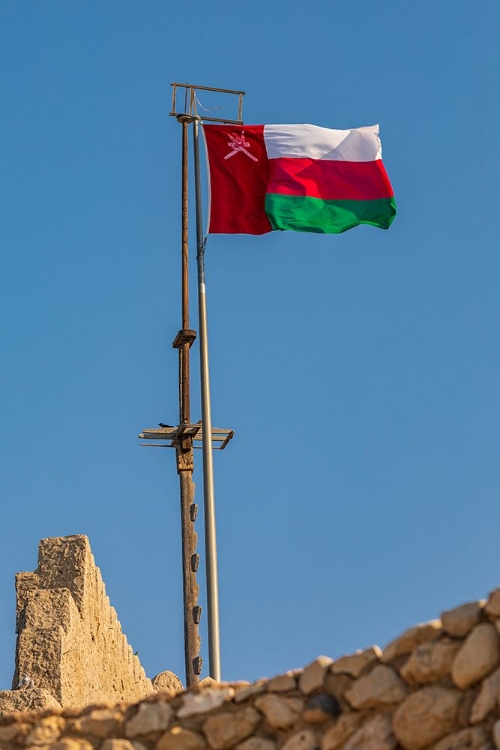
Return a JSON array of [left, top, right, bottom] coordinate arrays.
[[224, 131, 258, 162]]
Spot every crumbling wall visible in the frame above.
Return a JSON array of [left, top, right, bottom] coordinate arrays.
[[3, 586, 500, 749], [4, 535, 167, 710]]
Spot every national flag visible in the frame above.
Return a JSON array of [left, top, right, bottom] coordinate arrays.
[[203, 123, 396, 235]]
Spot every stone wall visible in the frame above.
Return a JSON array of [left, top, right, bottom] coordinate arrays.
[[3, 588, 500, 749], [0, 535, 179, 714]]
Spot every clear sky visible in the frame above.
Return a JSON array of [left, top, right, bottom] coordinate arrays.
[[1, 1, 499, 690]]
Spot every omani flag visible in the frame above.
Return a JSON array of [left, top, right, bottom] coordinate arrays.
[[203, 123, 396, 235]]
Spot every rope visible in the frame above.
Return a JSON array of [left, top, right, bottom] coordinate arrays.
[[194, 92, 223, 114]]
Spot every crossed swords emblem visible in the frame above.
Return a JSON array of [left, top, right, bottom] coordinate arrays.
[[224, 131, 258, 162]]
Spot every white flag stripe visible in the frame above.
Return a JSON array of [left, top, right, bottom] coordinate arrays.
[[263, 124, 382, 162]]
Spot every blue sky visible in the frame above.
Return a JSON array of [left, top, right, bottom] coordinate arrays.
[[1, 1, 499, 690]]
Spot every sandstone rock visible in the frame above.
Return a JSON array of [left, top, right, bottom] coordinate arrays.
[[267, 672, 297, 693], [485, 589, 500, 618], [152, 672, 183, 696], [71, 708, 123, 738], [330, 647, 381, 678], [101, 741, 149, 750], [299, 657, 334, 695], [452, 623, 500, 689], [0, 688, 61, 714], [156, 726, 206, 750], [433, 727, 490, 750], [236, 738, 277, 750], [456, 689, 477, 729], [199, 678, 218, 688], [344, 714, 397, 750], [202, 707, 260, 750], [255, 695, 303, 730], [493, 720, 500, 750], [381, 621, 442, 663], [282, 729, 318, 750], [441, 602, 484, 637], [231, 682, 253, 697], [25, 715, 64, 746], [345, 665, 408, 709], [323, 673, 354, 706], [321, 713, 363, 750], [233, 682, 267, 704], [0, 723, 28, 742], [469, 665, 500, 723], [400, 638, 460, 686], [50, 740, 95, 750], [125, 703, 173, 737], [302, 693, 341, 724], [178, 687, 235, 717], [392, 686, 462, 750]]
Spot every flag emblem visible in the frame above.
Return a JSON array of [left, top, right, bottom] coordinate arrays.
[[224, 131, 258, 162]]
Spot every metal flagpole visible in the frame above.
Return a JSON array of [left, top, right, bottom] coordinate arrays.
[[172, 114, 201, 686], [140, 83, 240, 685], [193, 115, 221, 681]]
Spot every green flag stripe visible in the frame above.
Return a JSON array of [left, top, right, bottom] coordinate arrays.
[[265, 194, 397, 234]]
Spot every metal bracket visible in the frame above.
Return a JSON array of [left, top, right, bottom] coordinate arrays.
[[170, 82, 244, 124], [172, 329, 197, 349], [139, 422, 234, 451]]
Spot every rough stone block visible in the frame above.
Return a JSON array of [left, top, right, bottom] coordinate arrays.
[[50, 739, 95, 750], [236, 738, 276, 750], [330, 647, 381, 678], [344, 714, 397, 750], [23, 589, 78, 636], [451, 623, 500, 689], [381, 621, 442, 663], [281, 729, 317, 750], [392, 686, 462, 750], [441, 601, 484, 637], [485, 589, 500, 618], [400, 638, 460, 686], [493, 720, 500, 750], [432, 726, 489, 750], [0, 687, 61, 715], [202, 707, 260, 750], [125, 703, 173, 738], [267, 672, 297, 693], [157, 726, 207, 750], [178, 688, 235, 718], [152, 672, 183, 696], [320, 713, 363, 750], [69, 708, 123, 738], [36, 535, 92, 613], [16, 627, 63, 700], [299, 657, 334, 695], [345, 665, 408, 709], [254, 695, 303, 730], [468, 664, 500, 723], [25, 715, 65, 746]]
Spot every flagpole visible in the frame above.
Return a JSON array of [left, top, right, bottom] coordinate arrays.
[[173, 114, 201, 686], [193, 115, 221, 681], [140, 83, 239, 686]]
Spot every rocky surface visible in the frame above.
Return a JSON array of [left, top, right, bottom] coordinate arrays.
[[2, 535, 181, 713], [10, 536, 160, 708], [3, 544, 500, 750], [2, 586, 500, 749]]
